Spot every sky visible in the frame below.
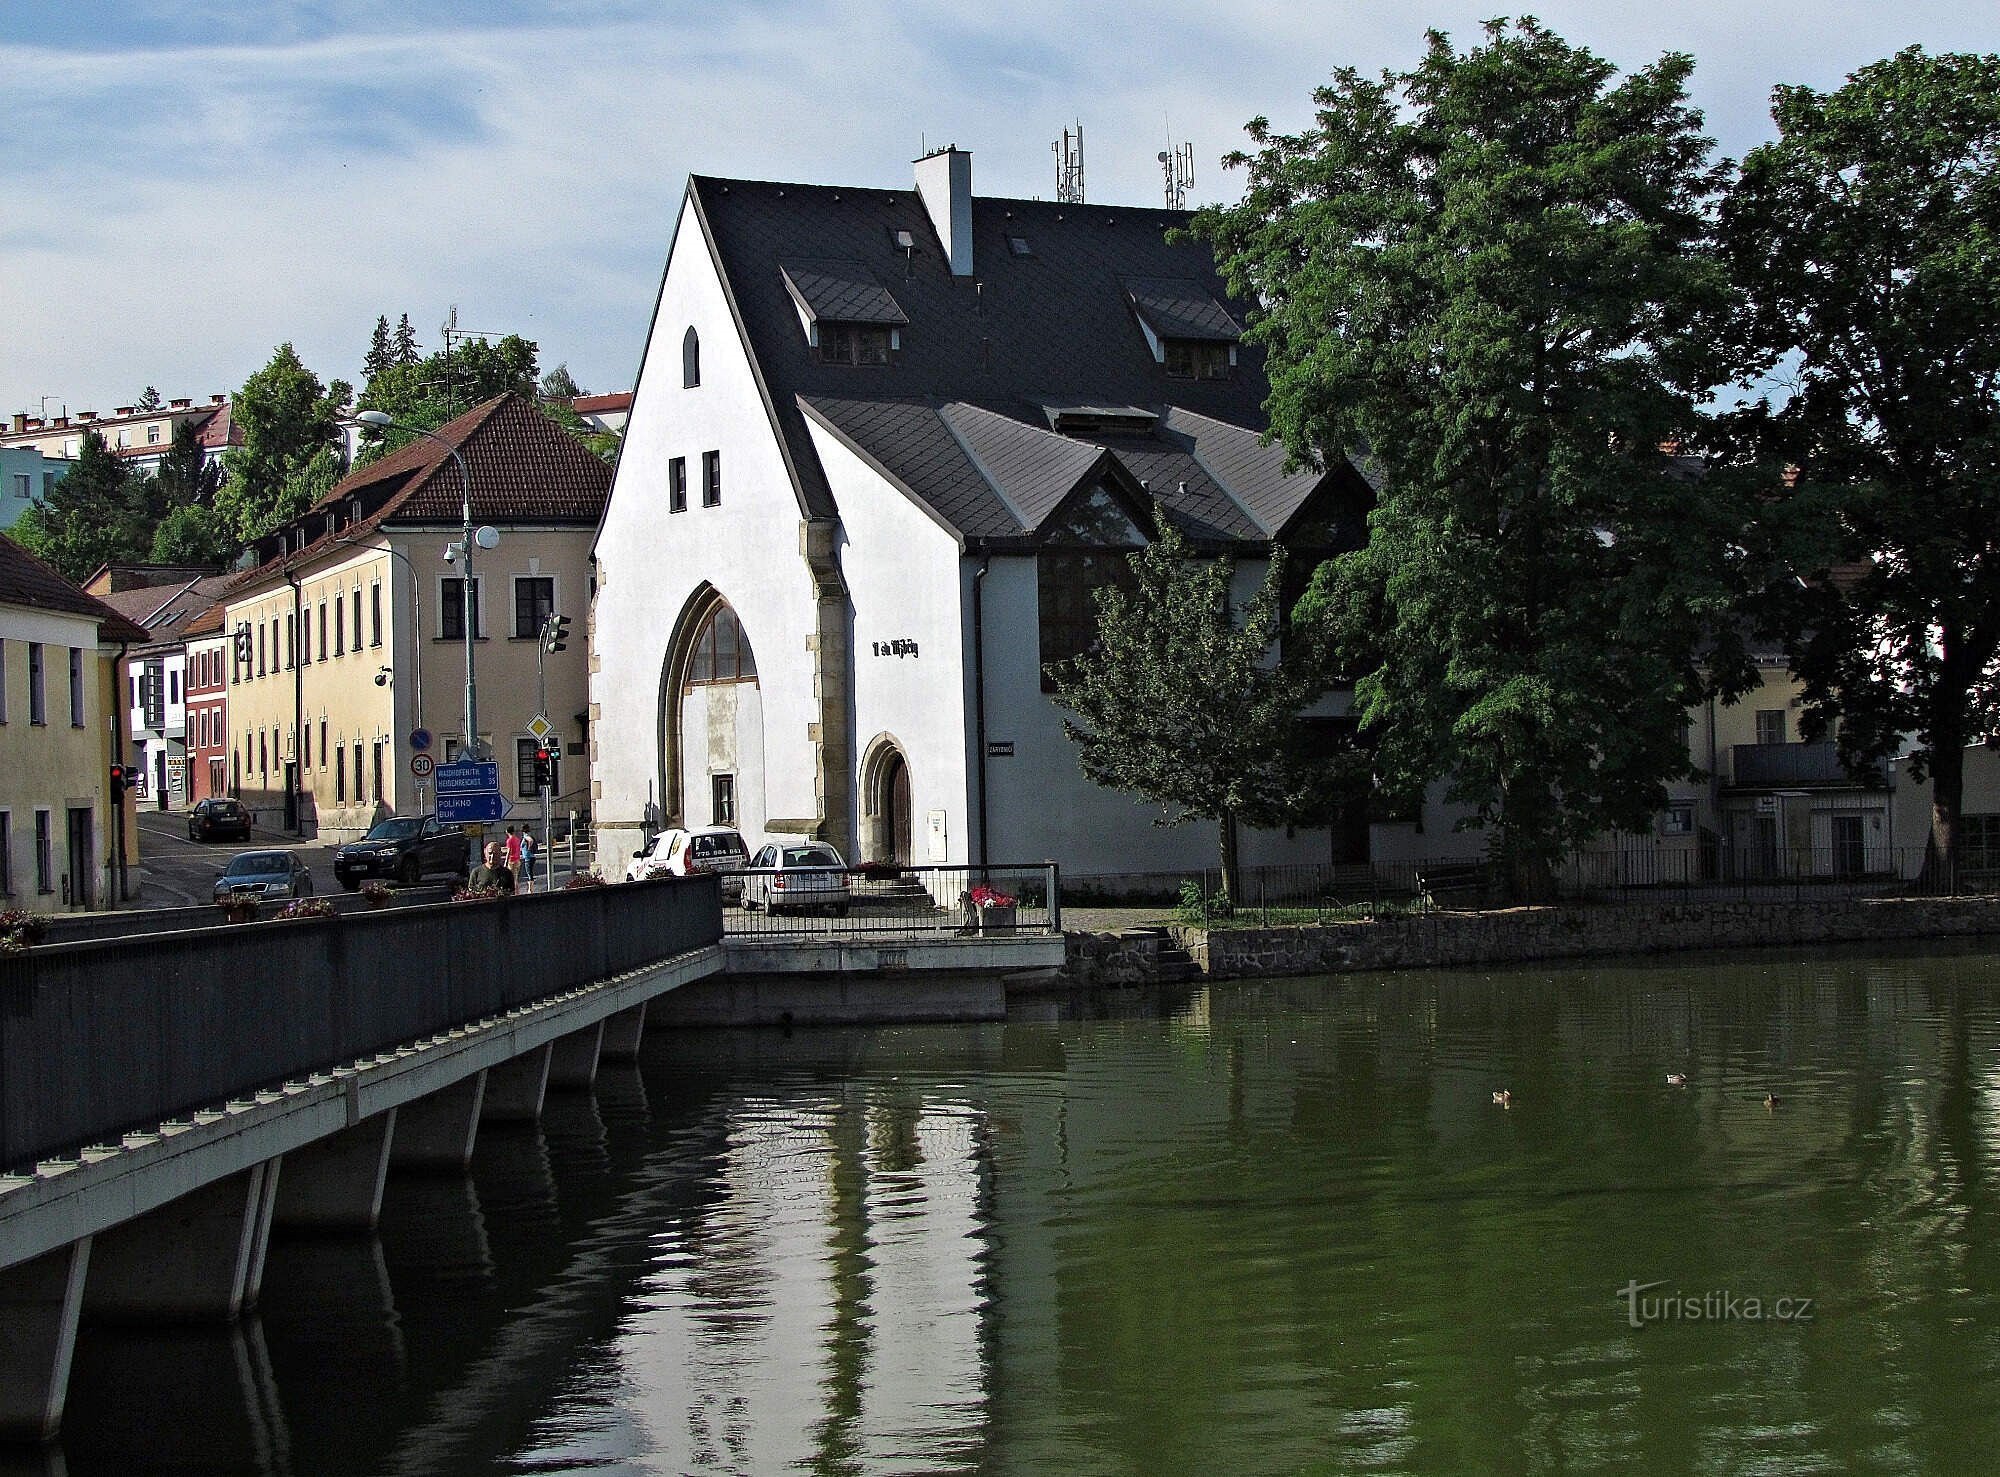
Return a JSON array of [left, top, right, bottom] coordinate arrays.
[[4, 0, 1997, 419]]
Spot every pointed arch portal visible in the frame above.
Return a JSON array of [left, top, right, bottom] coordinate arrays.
[[657, 584, 763, 834]]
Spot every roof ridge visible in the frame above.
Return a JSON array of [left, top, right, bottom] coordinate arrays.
[[1169, 415, 1274, 539], [935, 402, 1033, 532]]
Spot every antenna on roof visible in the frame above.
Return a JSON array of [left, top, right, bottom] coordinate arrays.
[[1159, 131, 1195, 210], [438, 302, 513, 417], [1053, 122, 1085, 204]]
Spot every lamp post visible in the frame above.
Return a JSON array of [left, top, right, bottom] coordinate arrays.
[[355, 411, 484, 762]]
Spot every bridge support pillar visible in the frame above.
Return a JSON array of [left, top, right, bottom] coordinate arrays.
[[548, 1021, 606, 1090], [275, 1109, 397, 1229], [390, 1073, 485, 1170], [83, 1161, 276, 1323], [601, 1001, 648, 1061], [482, 1044, 553, 1122], [0, 1238, 91, 1442]]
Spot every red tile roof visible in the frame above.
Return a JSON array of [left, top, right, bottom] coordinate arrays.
[[570, 392, 633, 414], [229, 393, 610, 594], [180, 601, 227, 638], [0, 535, 156, 643]]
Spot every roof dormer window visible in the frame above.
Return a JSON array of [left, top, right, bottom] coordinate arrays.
[[781, 257, 907, 367], [1164, 340, 1233, 380], [818, 322, 895, 367]]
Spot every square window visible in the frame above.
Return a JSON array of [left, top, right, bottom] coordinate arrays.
[[1755, 709, 1787, 746], [514, 577, 555, 639], [1662, 803, 1695, 837], [441, 578, 482, 639]]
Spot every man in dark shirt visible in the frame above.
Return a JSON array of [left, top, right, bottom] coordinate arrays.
[[469, 840, 516, 894]]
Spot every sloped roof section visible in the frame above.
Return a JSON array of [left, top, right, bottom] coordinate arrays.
[[0, 535, 154, 642], [1122, 276, 1242, 342], [232, 393, 610, 593], [1160, 406, 1324, 536], [938, 403, 1104, 532], [96, 572, 237, 644], [780, 259, 909, 326]]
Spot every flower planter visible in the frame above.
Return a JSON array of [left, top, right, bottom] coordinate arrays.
[[975, 903, 1018, 935]]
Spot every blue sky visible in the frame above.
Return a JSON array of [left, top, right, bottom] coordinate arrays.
[[5, 1, 1998, 416]]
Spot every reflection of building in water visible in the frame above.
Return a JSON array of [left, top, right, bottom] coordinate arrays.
[[619, 1093, 990, 1473]]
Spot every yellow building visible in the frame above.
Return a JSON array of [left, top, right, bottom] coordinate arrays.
[[0, 535, 150, 911], [219, 393, 609, 849]]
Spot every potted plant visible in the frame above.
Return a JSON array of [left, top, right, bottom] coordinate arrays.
[[563, 871, 608, 889], [856, 858, 902, 882], [968, 884, 1018, 934], [217, 890, 260, 925], [452, 885, 501, 903], [0, 909, 46, 953], [360, 880, 393, 910], [278, 897, 334, 921]]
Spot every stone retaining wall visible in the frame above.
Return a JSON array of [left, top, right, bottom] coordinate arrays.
[[1061, 929, 1173, 987], [1179, 896, 2000, 979]]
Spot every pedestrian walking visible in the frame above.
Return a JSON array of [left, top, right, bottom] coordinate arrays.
[[521, 829, 539, 891], [505, 825, 523, 872]]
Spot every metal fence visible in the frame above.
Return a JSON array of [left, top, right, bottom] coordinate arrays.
[[718, 863, 1062, 938], [1060, 843, 1987, 926]]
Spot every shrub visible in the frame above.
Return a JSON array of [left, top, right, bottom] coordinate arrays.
[[278, 897, 334, 920], [0, 908, 47, 950], [1175, 879, 1234, 926], [563, 871, 607, 889], [359, 881, 393, 904], [452, 885, 501, 903], [970, 884, 1017, 909]]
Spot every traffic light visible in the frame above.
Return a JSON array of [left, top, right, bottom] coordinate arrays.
[[542, 613, 571, 654], [232, 625, 252, 666], [109, 764, 128, 804], [533, 747, 557, 791]]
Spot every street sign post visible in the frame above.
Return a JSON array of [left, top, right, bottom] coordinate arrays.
[[526, 714, 552, 743], [410, 728, 434, 753], [434, 760, 500, 795], [410, 753, 435, 779], [435, 791, 511, 823]]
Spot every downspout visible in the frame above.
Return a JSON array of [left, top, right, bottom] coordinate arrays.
[[112, 638, 130, 904], [973, 553, 991, 870], [286, 568, 304, 835]]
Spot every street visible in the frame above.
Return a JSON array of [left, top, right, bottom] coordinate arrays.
[[129, 809, 586, 909]]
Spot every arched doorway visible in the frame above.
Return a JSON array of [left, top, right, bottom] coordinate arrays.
[[657, 586, 764, 837], [860, 736, 913, 865]]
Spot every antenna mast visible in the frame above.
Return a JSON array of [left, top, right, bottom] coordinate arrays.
[[1159, 138, 1195, 209], [438, 303, 512, 416], [1053, 122, 1086, 204]]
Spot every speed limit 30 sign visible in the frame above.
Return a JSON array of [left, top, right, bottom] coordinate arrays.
[[410, 753, 436, 779]]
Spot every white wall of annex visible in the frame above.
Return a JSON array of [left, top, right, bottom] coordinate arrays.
[[592, 192, 822, 867], [974, 554, 1336, 877], [807, 420, 969, 862]]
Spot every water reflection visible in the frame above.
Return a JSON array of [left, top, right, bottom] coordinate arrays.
[[39, 944, 2000, 1473]]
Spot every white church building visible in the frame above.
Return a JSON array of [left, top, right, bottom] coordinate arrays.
[[590, 147, 1372, 879]]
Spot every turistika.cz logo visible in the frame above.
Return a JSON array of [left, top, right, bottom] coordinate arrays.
[[1617, 1280, 1814, 1329]]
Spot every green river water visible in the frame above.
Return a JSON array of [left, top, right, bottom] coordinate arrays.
[[45, 942, 2000, 1475]]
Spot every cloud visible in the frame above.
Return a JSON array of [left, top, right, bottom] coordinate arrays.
[[4, 0, 1996, 413]]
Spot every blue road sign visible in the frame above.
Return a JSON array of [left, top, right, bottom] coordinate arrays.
[[410, 728, 433, 753], [434, 760, 500, 795], [435, 791, 511, 823]]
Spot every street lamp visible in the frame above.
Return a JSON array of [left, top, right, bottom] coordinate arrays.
[[354, 411, 489, 761]]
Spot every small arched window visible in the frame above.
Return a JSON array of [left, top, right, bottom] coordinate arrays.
[[689, 603, 756, 683], [683, 326, 700, 388]]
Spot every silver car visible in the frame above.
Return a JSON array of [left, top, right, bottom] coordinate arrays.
[[741, 842, 851, 916]]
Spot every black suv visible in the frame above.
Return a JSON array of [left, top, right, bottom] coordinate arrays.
[[188, 797, 253, 842], [335, 815, 470, 889]]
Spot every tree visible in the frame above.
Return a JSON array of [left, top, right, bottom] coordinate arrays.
[[150, 503, 237, 566], [1722, 47, 2000, 882], [152, 416, 222, 514], [363, 316, 395, 382], [539, 362, 583, 403], [1049, 513, 1355, 904], [393, 313, 420, 366], [12, 430, 136, 581], [1190, 19, 1751, 896], [214, 343, 350, 544], [356, 332, 540, 459], [136, 385, 162, 412]]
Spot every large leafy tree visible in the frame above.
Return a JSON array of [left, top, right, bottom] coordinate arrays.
[[1191, 19, 1751, 896], [1049, 513, 1356, 903], [1722, 47, 2000, 880], [214, 343, 351, 544], [356, 332, 540, 459], [12, 430, 136, 581]]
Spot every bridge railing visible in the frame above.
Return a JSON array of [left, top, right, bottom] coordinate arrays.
[[0, 876, 722, 1174], [718, 863, 1062, 938]]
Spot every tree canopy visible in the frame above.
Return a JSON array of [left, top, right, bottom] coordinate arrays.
[[11, 430, 137, 582], [1723, 46, 2000, 876], [1048, 512, 1356, 902], [355, 332, 540, 459], [1191, 18, 1753, 894], [214, 342, 351, 545]]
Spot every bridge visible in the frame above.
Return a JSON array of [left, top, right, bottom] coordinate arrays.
[[0, 866, 1068, 1444]]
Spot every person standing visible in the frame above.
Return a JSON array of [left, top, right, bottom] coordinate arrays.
[[520, 829, 539, 892], [470, 841, 516, 895], [505, 825, 523, 873]]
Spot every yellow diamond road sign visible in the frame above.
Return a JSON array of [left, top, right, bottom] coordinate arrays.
[[527, 714, 552, 742]]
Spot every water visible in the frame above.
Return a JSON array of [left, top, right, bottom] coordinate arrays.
[[39, 942, 2000, 1475]]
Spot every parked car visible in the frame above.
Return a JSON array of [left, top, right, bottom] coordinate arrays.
[[741, 841, 851, 916], [625, 826, 750, 898], [334, 815, 471, 890], [213, 850, 314, 903], [187, 797, 253, 843]]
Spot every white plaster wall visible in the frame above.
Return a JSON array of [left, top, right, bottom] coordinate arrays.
[[807, 421, 969, 863], [974, 554, 1337, 877], [592, 190, 824, 869], [679, 680, 767, 837]]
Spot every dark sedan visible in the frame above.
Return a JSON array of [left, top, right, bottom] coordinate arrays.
[[187, 797, 253, 842], [213, 850, 314, 902], [334, 815, 470, 889]]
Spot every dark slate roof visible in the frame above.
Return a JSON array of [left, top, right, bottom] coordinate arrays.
[[230, 393, 610, 594], [780, 258, 909, 325], [0, 535, 154, 642], [690, 174, 1295, 533], [97, 572, 237, 647], [1122, 276, 1241, 342]]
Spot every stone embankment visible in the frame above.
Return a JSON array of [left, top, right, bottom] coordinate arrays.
[[1060, 895, 2000, 985]]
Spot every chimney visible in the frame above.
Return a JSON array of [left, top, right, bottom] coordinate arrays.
[[915, 146, 973, 277], [210, 394, 225, 405], [170, 397, 191, 409], [9, 413, 23, 434]]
